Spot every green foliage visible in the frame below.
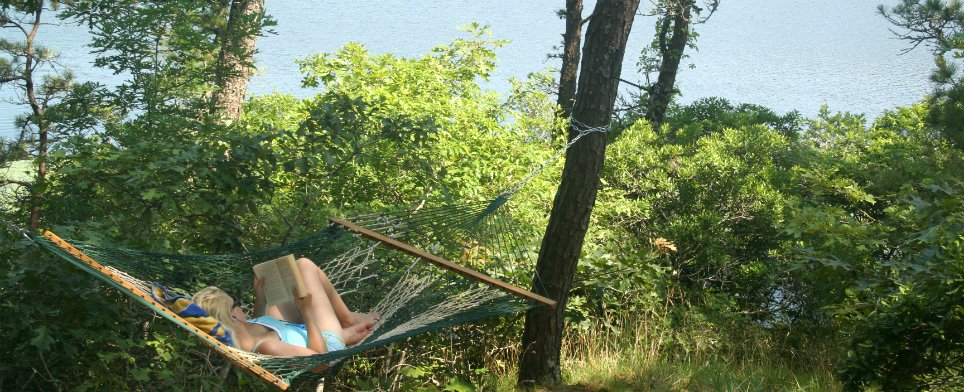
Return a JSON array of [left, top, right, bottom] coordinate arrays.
[[0, 236, 234, 391], [784, 104, 961, 314], [63, 0, 232, 113], [663, 97, 804, 141], [37, 0, 278, 251], [835, 182, 963, 391], [581, 98, 962, 385], [51, 125, 279, 251], [597, 105, 797, 321], [1, 0, 88, 231], [554, 98, 835, 372], [294, 36, 506, 208], [234, 27, 560, 248], [2, 16, 564, 389], [352, 359, 487, 391], [782, 103, 963, 389]]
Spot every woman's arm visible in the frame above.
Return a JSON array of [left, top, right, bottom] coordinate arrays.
[[252, 339, 332, 371], [252, 274, 267, 317], [251, 292, 329, 356], [253, 339, 318, 356]]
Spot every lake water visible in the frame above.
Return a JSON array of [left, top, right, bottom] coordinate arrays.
[[0, 0, 934, 140]]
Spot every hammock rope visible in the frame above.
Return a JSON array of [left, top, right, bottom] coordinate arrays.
[[499, 118, 611, 200]]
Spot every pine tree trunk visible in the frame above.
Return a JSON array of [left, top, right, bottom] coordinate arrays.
[[29, 122, 46, 231], [517, 0, 640, 386], [211, 0, 264, 122], [557, 0, 583, 117], [645, 0, 691, 132], [25, 7, 45, 231]]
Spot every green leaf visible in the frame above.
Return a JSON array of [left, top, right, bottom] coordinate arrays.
[[29, 325, 54, 351], [131, 368, 150, 382], [140, 188, 164, 201], [443, 376, 475, 392], [400, 365, 429, 378]]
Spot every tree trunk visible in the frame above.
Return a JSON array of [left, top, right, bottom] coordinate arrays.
[[29, 121, 47, 231], [557, 0, 583, 117], [517, 0, 640, 386], [645, 0, 691, 133], [25, 7, 45, 231], [211, 0, 264, 122]]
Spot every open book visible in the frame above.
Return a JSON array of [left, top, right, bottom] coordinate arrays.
[[253, 254, 308, 307]]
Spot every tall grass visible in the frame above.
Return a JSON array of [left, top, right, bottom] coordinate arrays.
[[485, 314, 843, 392]]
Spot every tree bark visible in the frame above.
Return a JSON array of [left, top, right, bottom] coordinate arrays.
[[645, 0, 692, 133], [211, 0, 264, 122], [557, 0, 583, 117], [517, 0, 640, 386]]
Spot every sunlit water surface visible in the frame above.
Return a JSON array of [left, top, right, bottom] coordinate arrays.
[[0, 0, 933, 140]]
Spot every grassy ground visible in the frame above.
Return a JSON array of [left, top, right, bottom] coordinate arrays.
[[485, 320, 842, 392], [540, 354, 841, 391], [488, 350, 842, 392]]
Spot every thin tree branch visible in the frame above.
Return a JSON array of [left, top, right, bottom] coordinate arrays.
[[1, 18, 30, 37], [0, 76, 26, 84], [695, 0, 721, 23], [1, 179, 32, 187], [619, 77, 646, 90], [614, 103, 644, 113]]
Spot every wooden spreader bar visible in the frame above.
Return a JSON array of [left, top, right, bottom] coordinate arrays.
[[329, 217, 557, 309]]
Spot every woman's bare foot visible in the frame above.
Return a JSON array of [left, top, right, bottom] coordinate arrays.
[[352, 311, 380, 326], [342, 321, 374, 346]]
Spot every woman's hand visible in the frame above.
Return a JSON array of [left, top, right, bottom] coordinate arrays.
[[252, 273, 268, 317], [294, 289, 312, 313], [253, 274, 265, 296]]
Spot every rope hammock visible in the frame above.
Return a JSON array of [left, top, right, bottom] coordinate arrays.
[[18, 199, 556, 390], [4, 119, 609, 390]]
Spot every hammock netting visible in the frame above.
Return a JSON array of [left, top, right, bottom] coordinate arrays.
[[28, 198, 550, 390]]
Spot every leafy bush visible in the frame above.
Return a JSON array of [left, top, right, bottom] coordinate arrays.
[[783, 104, 963, 389], [0, 236, 236, 391], [836, 182, 963, 391]]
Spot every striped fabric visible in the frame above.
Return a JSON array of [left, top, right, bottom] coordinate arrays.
[[150, 283, 234, 347]]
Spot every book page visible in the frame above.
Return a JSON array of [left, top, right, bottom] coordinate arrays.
[[253, 254, 306, 307]]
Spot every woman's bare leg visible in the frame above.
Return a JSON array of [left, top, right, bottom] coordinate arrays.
[[291, 258, 346, 335], [265, 301, 300, 323], [298, 258, 379, 327], [303, 259, 355, 325], [265, 258, 377, 341]]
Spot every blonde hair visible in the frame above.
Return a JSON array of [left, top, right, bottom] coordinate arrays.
[[192, 286, 238, 348]]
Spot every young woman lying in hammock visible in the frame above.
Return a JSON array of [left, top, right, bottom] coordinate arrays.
[[193, 257, 379, 356]]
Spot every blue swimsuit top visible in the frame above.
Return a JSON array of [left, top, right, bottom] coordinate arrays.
[[248, 315, 346, 353]]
